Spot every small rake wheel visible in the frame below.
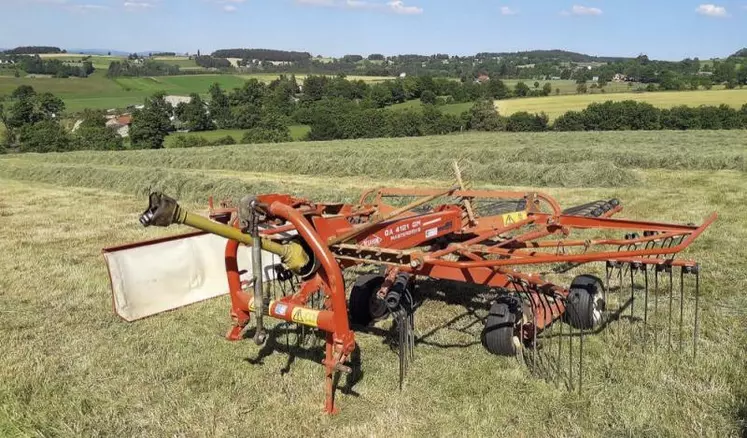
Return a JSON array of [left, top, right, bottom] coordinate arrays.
[[565, 274, 606, 330], [348, 274, 389, 326], [482, 295, 523, 356]]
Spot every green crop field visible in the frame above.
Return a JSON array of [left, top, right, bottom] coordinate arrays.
[[388, 100, 473, 115], [0, 131, 745, 436], [0, 72, 395, 113], [164, 125, 311, 146], [496, 89, 747, 120]]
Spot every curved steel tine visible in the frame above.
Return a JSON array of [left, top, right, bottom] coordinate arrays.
[[654, 264, 660, 351], [643, 264, 649, 350], [668, 266, 674, 351], [629, 264, 635, 351], [693, 266, 700, 360], [679, 267, 685, 354]]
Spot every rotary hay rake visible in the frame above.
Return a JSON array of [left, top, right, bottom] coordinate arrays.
[[103, 164, 716, 414]]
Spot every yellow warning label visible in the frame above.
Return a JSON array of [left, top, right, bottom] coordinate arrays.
[[291, 307, 320, 328], [502, 211, 528, 225]]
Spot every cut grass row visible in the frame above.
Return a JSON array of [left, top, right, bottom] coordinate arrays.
[[495, 88, 747, 120], [8, 131, 743, 177]]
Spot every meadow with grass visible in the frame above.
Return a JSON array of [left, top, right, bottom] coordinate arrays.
[[0, 72, 392, 112], [0, 130, 745, 436]]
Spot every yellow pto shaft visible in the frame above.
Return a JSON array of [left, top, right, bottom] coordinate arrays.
[[139, 192, 310, 275]]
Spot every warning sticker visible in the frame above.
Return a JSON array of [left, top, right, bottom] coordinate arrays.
[[425, 227, 438, 239], [501, 211, 528, 225], [291, 307, 320, 327]]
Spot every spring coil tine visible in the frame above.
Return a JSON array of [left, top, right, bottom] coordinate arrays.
[[568, 299, 574, 391], [535, 289, 550, 378], [654, 265, 660, 351], [668, 267, 674, 351], [579, 287, 587, 394], [643, 264, 649, 348], [556, 292, 564, 385], [629, 265, 635, 351], [604, 262, 612, 344], [679, 268, 685, 354], [693, 267, 700, 360]]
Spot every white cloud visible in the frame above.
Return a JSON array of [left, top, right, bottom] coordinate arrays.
[[386, 0, 421, 14], [223, 4, 236, 11], [123, 1, 154, 10], [695, 4, 728, 17], [296, 0, 335, 5], [561, 5, 602, 16], [70, 3, 108, 11], [500, 6, 517, 15], [296, 0, 422, 14]]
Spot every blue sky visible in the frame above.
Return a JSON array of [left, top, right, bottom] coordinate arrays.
[[0, 0, 744, 60]]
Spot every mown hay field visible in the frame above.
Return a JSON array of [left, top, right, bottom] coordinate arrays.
[[495, 89, 747, 120], [0, 130, 746, 437]]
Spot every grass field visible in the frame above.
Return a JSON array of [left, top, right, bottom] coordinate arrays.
[[388, 100, 473, 115], [496, 89, 747, 120], [0, 72, 394, 113], [501, 79, 643, 95], [0, 131, 745, 436], [164, 125, 311, 146]]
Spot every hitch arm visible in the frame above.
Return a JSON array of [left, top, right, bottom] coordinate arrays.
[[140, 192, 312, 276]]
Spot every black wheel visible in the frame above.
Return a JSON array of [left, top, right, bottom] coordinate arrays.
[[565, 274, 605, 329], [482, 295, 522, 356], [348, 274, 388, 326]]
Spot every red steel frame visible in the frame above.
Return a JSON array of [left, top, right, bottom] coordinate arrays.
[[126, 187, 717, 414]]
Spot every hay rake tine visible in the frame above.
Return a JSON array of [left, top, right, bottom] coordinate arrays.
[[568, 296, 574, 391], [642, 264, 649, 349], [667, 265, 674, 351], [692, 265, 700, 360], [654, 264, 662, 351], [578, 290, 588, 394], [629, 263, 636, 351], [679, 267, 685, 354]]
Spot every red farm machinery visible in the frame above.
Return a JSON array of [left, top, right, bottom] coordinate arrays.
[[103, 163, 715, 414]]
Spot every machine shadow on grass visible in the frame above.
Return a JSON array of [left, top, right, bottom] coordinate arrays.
[[241, 322, 365, 397]]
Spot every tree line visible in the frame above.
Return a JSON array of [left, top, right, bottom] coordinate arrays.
[[106, 60, 181, 77], [2, 46, 64, 55], [211, 49, 312, 62], [0, 86, 123, 153], [18, 55, 94, 78], [2, 83, 745, 154]]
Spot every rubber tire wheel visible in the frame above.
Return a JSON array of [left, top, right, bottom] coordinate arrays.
[[565, 274, 605, 330], [482, 298, 520, 356], [348, 274, 386, 326]]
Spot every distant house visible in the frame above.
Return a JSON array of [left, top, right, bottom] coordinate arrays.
[[475, 74, 490, 84], [164, 95, 192, 107], [105, 114, 132, 138], [592, 76, 600, 82], [612, 73, 628, 82], [550, 76, 562, 80]]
